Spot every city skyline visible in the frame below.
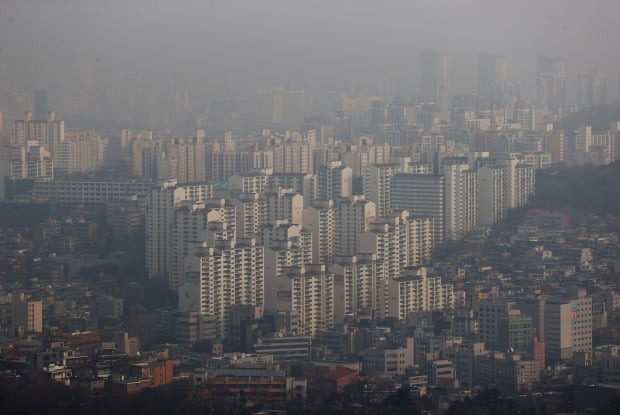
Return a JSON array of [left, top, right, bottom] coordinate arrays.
[[1, 1, 620, 129], [0, 1, 619, 414]]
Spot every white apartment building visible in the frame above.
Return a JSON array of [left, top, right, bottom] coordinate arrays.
[[364, 163, 400, 218], [405, 215, 435, 267], [330, 254, 385, 320], [385, 267, 455, 320], [54, 135, 104, 174], [268, 172, 315, 207], [258, 221, 311, 251], [277, 265, 334, 336], [13, 111, 64, 157], [145, 182, 215, 286], [524, 152, 552, 170], [360, 218, 406, 280], [499, 158, 535, 211], [316, 161, 353, 201], [264, 188, 303, 225], [271, 141, 314, 174], [444, 162, 477, 241], [261, 223, 312, 312], [165, 136, 206, 184], [229, 172, 269, 194], [359, 210, 434, 279], [335, 197, 376, 257], [576, 125, 617, 165], [477, 166, 504, 226], [179, 239, 264, 338], [172, 202, 209, 291], [1, 143, 53, 180], [171, 203, 236, 291], [302, 200, 336, 264], [339, 137, 391, 178], [233, 193, 266, 239]]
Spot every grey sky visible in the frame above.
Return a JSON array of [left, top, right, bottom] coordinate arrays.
[[0, 0, 618, 114]]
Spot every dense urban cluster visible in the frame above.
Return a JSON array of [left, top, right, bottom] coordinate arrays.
[[0, 51, 619, 414]]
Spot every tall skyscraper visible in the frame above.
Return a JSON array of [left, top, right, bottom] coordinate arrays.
[[478, 53, 507, 104], [536, 55, 566, 110], [34, 90, 48, 121], [578, 72, 606, 108], [420, 50, 449, 118]]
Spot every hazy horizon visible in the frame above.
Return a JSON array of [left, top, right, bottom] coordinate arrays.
[[1, 0, 619, 125]]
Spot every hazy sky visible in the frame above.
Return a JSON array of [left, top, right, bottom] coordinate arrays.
[[1, 0, 619, 109]]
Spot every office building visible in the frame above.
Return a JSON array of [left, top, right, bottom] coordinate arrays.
[[254, 335, 312, 361], [392, 173, 445, 245], [544, 290, 592, 364], [363, 338, 415, 375], [478, 300, 518, 350]]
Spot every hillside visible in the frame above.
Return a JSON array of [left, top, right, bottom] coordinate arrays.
[[532, 161, 620, 216], [556, 101, 620, 131]]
